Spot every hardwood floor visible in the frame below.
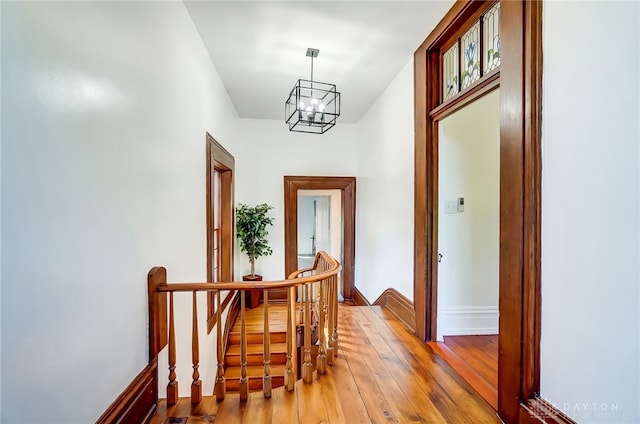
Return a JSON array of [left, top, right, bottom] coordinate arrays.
[[429, 335, 498, 410], [231, 303, 289, 333], [151, 305, 500, 423], [444, 335, 498, 389]]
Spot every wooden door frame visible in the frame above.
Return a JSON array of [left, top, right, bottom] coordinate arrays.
[[413, 1, 543, 423], [206, 133, 236, 332], [283, 176, 356, 300]]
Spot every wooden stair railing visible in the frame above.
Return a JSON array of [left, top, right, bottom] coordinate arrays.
[[147, 251, 340, 406]]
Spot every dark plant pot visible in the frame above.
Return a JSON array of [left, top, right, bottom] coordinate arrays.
[[242, 274, 262, 309]]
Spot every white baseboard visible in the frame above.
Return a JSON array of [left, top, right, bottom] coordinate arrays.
[[438, 307, 499, 340]]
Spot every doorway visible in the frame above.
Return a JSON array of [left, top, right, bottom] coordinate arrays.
[[297, 190, 344, 299], [413, 1, 543, 422], [435, 89, 500, 408], [283, 176, 356, 300]]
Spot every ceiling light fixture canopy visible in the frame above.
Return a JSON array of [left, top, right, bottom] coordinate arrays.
[[285, 48, 341, 134]]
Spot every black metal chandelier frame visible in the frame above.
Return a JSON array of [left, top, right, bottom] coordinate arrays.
[[285, 48, 341, 134]]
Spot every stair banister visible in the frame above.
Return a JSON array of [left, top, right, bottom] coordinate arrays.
[[147, 251, 340, 407]]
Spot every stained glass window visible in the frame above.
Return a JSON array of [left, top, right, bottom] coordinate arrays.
[[484, 2, 501, 73], [440, 1, 501, 103], [443, 43, 459, 101], [461, 22, 481, 90]]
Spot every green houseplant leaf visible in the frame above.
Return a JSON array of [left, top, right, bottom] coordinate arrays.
[[236, 203, 274, 277]]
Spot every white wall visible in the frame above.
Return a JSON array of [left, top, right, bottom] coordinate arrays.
[[232, 118, 358, 281], [1, 2, 238, 422], [437, 89, 500, 338], [0, 2, 3, 419], [355, 58, 415, 302], [541, 2, 640, 422]]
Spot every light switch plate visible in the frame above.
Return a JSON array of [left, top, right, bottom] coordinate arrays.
[[445, 200, 457, 214]]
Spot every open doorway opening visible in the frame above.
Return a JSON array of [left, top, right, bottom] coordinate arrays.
[[283, 176, 356, 300], [297, 190, 343, 299], [434, 88, 500, 408]]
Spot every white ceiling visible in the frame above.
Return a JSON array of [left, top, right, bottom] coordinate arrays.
[[184, 1, 454, 123]]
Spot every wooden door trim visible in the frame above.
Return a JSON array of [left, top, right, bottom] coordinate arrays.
[[414, 0, 498, 344], [206, 133, 235, 332], [283, 176, 356, 300], [413, 1, 543, 422]]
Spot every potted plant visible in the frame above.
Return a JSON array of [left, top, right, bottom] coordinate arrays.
[[236, 203, 274, 308]]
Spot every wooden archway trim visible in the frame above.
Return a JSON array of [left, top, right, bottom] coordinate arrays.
[[413, 1, 543, 423], [283, 176, 356, 300]]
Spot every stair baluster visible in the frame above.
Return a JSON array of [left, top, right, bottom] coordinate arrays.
[[327, 274, 335, 365], [285, 286, 295, 391], [302, 283, 313, 383], [239, 290, 248, 402], [167, 292, 178, 405], [214, 290, 225, 401], [262, 290, 272, 398], [147, 251, 340, 409], [316, 276, 326, 375], [191, 291, 202, 404], [331, 274, 339, 359]]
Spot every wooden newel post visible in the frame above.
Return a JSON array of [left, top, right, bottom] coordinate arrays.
[[148, 267, 168, 361], [148, 267, 168, 411]]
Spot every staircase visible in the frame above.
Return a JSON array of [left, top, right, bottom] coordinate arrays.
[[224, 303, 290, 392], [145, 251, 340, 421]]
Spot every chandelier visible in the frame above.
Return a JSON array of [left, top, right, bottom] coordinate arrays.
[[285, 48, 341, 134]]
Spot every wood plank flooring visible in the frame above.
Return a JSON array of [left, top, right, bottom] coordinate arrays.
[[150, 305, 500, 423], [444, 335, 498, 389], [429, 335, 498, 410], [231, 302, 289, 333]]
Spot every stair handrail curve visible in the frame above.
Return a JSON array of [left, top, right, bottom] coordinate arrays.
[[148, 251, 341, 407]]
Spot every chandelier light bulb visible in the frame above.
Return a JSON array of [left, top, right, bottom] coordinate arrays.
[[299, 101, 305, 110], [311, 98, 319, 107], [318, 103, 326, 112]]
